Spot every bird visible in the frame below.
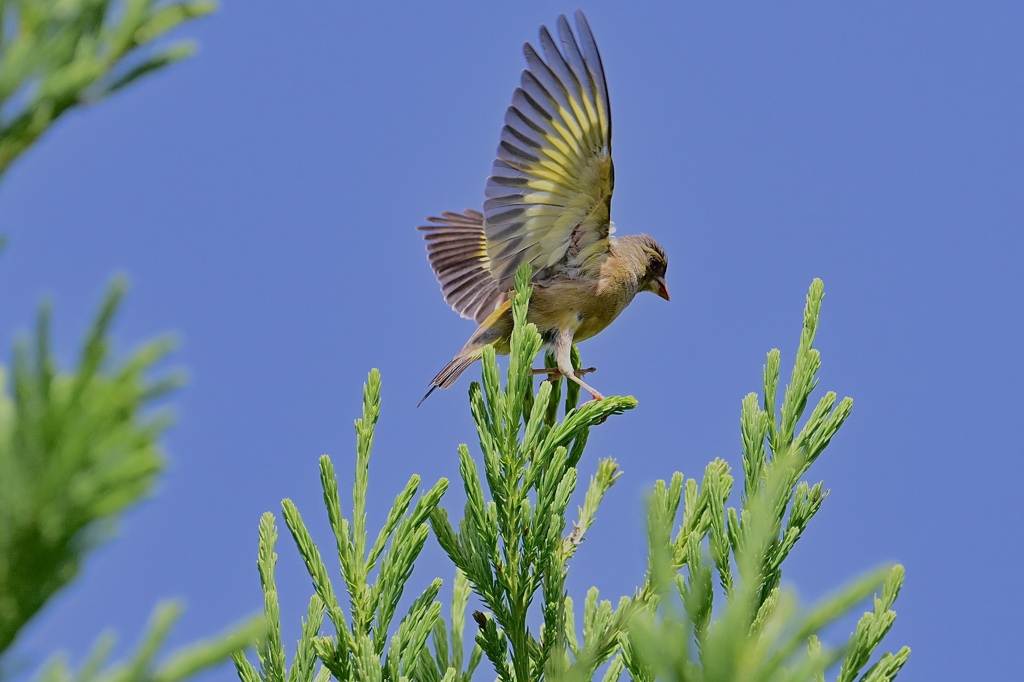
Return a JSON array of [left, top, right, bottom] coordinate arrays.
[[418, 10, 669, 406]]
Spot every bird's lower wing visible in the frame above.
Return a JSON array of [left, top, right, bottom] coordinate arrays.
[[418, 209, 504, 323]]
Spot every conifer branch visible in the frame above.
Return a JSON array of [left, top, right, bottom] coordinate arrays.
[[238, 276, 909, 682], [235, 370, 449, 681]]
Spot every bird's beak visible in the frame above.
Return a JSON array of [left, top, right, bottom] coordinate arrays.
[[652, 276, 670, 301]]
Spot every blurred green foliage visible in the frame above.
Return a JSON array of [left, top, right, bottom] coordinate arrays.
[[0, 280, 262, 681], [33, 601, 261, 682], [0, 1, 262, 680], [0, 0, 215, 177], [0, 279, 180, 651]]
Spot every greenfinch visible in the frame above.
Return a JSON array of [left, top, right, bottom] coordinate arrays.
[[419, 11, 669, 405]]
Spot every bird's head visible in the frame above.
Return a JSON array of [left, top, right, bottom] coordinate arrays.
[[630, 234, 670, 301]]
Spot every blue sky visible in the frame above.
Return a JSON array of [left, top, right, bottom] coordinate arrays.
[[2, 2, 1022, 679]]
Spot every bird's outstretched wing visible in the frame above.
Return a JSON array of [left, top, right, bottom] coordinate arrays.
[[483, 10, 614, 289], [419, 209, 504, 323]]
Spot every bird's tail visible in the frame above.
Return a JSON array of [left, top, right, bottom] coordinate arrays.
[[418, 345, 484, 407]]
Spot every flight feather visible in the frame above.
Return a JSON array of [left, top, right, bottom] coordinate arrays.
[[483, 11, 615, 289]]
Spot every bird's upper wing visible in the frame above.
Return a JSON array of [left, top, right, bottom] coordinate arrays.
[[483, 11, 614, 290]]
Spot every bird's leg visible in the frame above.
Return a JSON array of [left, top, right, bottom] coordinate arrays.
[[555, 330, 604, 402]]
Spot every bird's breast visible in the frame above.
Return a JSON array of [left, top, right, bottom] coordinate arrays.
[[527, 277, 638, 344]]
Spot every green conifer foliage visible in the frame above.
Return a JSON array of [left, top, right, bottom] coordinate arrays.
[[233, 370, 449, 682], [242, 269, 909, 681]]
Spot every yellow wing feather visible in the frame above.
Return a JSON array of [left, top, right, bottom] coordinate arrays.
[[483, 11, 614, 289]]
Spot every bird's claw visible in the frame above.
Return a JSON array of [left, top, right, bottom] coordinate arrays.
[[530, 367, 607, 423], [531, 366, 597, 379]]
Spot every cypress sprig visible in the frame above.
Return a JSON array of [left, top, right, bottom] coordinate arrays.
[[256, 513, 287, 682], [428, 264, 637, 682], [618, 278, 909, 682], [236, 370, 448, 681], [292, 596, 328, 682], [234, 512, 327, 682], [567, 458, 621, 560], [838, 566, 909, 682], [415, 569, 483, 682]]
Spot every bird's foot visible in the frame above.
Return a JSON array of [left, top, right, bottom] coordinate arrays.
[[531, 367, 606, 419], [582, 390, 609, 423], [531, 366, 597, 378]]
